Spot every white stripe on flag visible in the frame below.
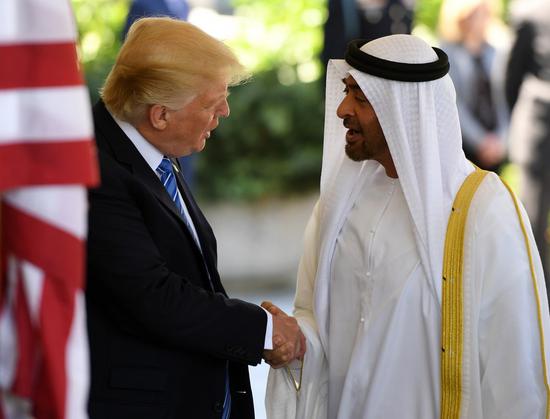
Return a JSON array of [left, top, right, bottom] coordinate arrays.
[[4, 186, 88, 240], [64, 291, 89, 419], [0, 0, 77, 44], [0, 86, 93, 143], [21, 261, 44, 326]]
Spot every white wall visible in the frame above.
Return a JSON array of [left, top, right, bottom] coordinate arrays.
[[203, 193, 318, 287]]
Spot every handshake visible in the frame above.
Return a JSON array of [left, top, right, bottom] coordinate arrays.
[[261, 301, 306, 369]]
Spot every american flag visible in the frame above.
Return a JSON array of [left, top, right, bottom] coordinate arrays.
[[0, 0, 98, 418]]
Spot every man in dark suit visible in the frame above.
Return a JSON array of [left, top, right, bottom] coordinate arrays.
[[86, 17, 304, 419]]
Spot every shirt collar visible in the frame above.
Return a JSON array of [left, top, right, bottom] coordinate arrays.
[[112, 115, 164, 172]]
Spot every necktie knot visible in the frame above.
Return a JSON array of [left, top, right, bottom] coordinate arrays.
[[157, 157, 173, 176]]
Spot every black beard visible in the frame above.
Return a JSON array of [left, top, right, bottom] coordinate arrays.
[[345, 142, 371, 161]]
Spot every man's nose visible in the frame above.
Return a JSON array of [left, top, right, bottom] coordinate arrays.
[[219, 98, 230, 118], [336, 95, 352, 119]]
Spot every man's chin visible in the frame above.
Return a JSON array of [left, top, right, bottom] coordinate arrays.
[[189, 140, 206, 155], [345, 146, 369, 162]]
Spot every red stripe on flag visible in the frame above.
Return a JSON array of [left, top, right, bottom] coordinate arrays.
[[2, 204, 84, 288], [0, 141, 99, 190], [0, 43, 82, 89], [34, 273, 75, 419], [0, 251, 6, 312], [12, 266, 39, 399]]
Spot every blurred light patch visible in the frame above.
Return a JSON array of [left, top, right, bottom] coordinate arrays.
[[297, 61, 320, 83], [81, 32, 101, 61], [188, 7, 240, 40], [277, 65, 297, 86], [75, 4, 93, 25], [301, 8, 324, 27]]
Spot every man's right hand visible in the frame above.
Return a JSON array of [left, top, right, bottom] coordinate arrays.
[[261, 301, 306, 369]]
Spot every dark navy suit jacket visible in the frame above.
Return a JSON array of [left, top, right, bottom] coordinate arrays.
[[86, 101, 266, 419]]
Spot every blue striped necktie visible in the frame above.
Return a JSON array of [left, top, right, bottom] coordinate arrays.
[[156, 157, 201, 248], [157, 157, 231, 418], [156, 157, 185, 216], [222, 366, 231, 419]]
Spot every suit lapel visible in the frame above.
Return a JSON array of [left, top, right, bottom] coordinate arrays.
[[93, 101, 221, 293], [172, 161, 212, 257], [172, 161, 202, 232], [134, 163, 185, 225], [93, 101, 205, 251], [172, 160, 225, 295]]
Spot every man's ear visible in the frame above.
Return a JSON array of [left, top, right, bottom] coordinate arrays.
[[149, 104, 168, 130]]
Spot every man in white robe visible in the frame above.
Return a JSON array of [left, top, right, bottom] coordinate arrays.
[[265, 34, 550, 419]]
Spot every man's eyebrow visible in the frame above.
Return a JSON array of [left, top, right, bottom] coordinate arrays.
[[216, 91, 229, 100], [206, 91, 229, 105], [341, 78, 362, 91]]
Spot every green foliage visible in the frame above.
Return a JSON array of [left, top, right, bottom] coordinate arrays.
[[196, 71, 324, 201], [72, 0, 128, 104], [70, 0, 327, 201], [194, 0, 327, 201], [230, 0, 326, 80], [414, 0, 443, 33], [71, 0, 517, 202]]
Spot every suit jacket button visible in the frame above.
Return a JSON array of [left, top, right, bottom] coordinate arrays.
[[214, 402, 224, 412]]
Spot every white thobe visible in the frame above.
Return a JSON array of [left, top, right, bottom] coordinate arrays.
[[329, 170, 423, 417], [266, 169, 550, 419]]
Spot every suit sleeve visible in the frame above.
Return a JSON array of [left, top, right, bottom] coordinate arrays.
[[86, 153, 267, 365]]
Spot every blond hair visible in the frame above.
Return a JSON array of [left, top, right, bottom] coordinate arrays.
[[438, 0, 501, 43], [101, 17, 248, 123]]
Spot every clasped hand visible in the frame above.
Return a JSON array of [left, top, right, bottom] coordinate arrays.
[[261, 301, 306, 369]]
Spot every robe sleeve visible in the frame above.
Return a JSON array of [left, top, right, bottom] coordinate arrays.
[[265, 201, 328, 419], [293, 201, 321, 331], [470, 174, 550, 419]]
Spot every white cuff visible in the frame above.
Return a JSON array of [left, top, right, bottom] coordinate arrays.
[[261, 308, 273, 350]]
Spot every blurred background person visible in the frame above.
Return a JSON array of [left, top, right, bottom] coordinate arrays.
[[505, 0, 550, 284], [438, 0, 510, 172], [122, 0, 190, 37], [321, 0, 415, 68]]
